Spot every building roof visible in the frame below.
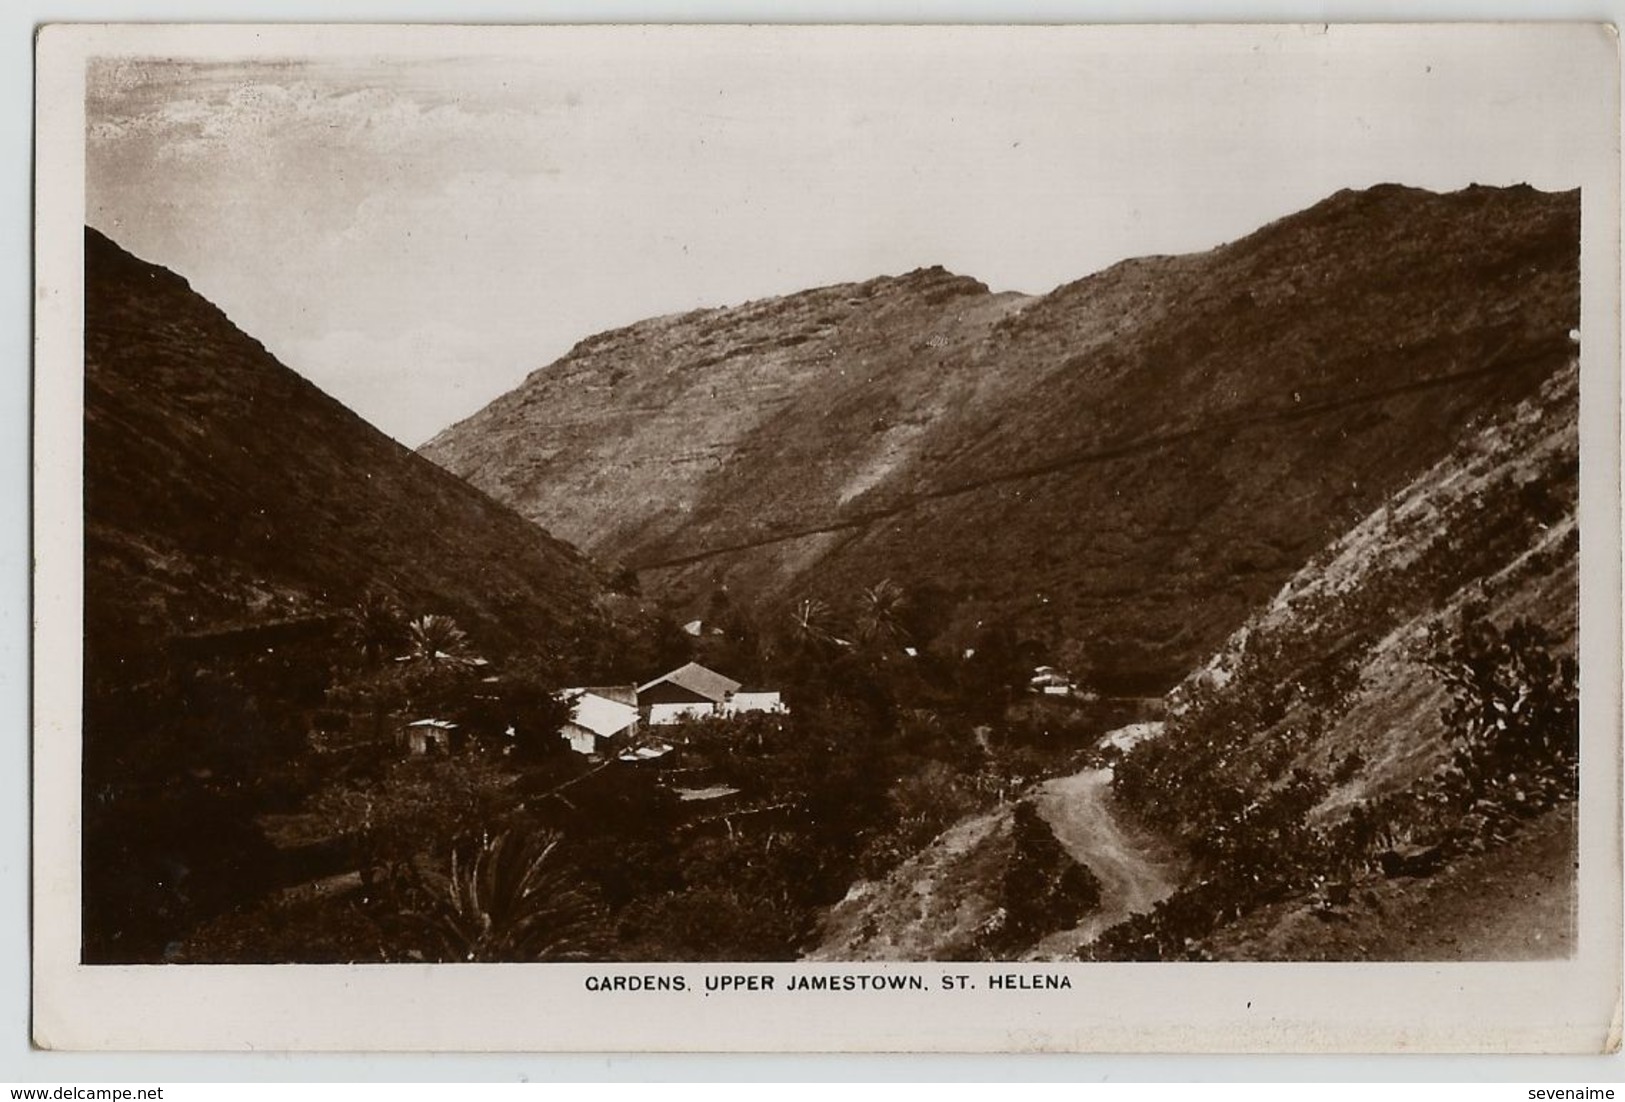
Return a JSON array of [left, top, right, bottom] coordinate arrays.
[[637, 662, 742, 703], [405, 718, 457, 730], [566, 684, 638, 708], [560, 690, 639, 739], [617, 742, 674, 762]]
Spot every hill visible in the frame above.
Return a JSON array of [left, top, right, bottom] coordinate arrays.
[[422, 184, 1580, 692], [84, 226, 612, 679], [804, 355, 1578, 961], [82, 228, 635, 961]]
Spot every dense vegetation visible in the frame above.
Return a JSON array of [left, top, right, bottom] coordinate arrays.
[[89, 576, 1116, 964], [1085, 605, 1576, 961]]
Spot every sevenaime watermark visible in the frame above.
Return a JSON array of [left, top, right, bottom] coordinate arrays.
[[582, 971, 1073, 993]]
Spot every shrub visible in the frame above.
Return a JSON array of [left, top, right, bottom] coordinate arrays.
[[1425, 605, 1578, 808], [965, 801, 1102, 958], [409, 828, 608, 962]]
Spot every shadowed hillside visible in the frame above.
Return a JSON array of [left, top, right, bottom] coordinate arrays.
[[423, 184, 1580, 692], [84, 226, 612, 678], [82, 228, 631, 962]]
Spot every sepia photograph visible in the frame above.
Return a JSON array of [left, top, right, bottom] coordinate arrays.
[[31, 22, 1621, 1052]]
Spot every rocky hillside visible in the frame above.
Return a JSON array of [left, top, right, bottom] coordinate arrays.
[[1181, 357, 1577, 817], [804, 357, 1578, 962], [423, 184, 1580, 691], [84, 227, 611, 681]]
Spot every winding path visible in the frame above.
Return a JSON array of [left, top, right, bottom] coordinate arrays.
[[1026, 768, 1185, 960]]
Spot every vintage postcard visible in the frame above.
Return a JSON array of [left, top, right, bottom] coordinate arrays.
[[31, 22, 1622, 1052]]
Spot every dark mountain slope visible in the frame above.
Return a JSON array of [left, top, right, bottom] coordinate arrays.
[[424, 185, 1579, 690], [84, 226, 609, 679], [82, 228, 640, 963]]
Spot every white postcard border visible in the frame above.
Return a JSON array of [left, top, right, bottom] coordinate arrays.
[[31, 22, 1625, 1054]]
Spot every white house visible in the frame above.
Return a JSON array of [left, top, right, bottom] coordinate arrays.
[[1030, 665, 1076, 696], [635, 661, 792, 725], [723, 691, 787, 717], [636, 662, 743, 726], [558, 685, 640, 755]]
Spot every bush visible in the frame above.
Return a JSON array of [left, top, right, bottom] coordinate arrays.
[[1003, 801, 1102, 936], [962, 801, 1102, 958], [1425, 605, 1577, 808]]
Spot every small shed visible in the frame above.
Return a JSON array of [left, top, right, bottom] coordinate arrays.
[[1030, 666, 1076, 696], [400, 718, 456, 756]]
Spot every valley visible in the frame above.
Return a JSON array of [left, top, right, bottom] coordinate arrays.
[[80, 183, 1582, 965]]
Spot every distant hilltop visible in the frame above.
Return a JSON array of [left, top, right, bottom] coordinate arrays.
[[421, 184, 1580, 693]]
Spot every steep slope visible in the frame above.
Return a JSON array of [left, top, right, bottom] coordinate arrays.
[[1181, 358, 1578, 816], [424, 184, 1580, 691], [1092, 355, 1579, 959], [805, 358, 1578, 961], [82, 228, 633, 963], [84, 226, 610, 679]]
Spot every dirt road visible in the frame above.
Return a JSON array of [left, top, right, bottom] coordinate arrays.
[[1026, 768, 1184, 960]]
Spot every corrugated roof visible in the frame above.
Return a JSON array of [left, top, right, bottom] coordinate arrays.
[[637, 661, 741, 703]]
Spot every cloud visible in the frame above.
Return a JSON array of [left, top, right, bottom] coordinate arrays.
[[82, 37, 1604, 448], [88, 59, 563, 189]]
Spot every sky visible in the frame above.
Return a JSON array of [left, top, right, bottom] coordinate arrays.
[[84, 25, 1606, 446]]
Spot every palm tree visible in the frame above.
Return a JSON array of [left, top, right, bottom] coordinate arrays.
[[405, 614, 473, 667], [855, 578, 910, 653], [344, 590, 406, 668], [788, 597, 836, 652]]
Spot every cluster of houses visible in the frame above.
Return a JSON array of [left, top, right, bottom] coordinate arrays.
[[392, 660, 783, 762], [396, 653, 1086, 759], [557, 661, 786, 761]]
